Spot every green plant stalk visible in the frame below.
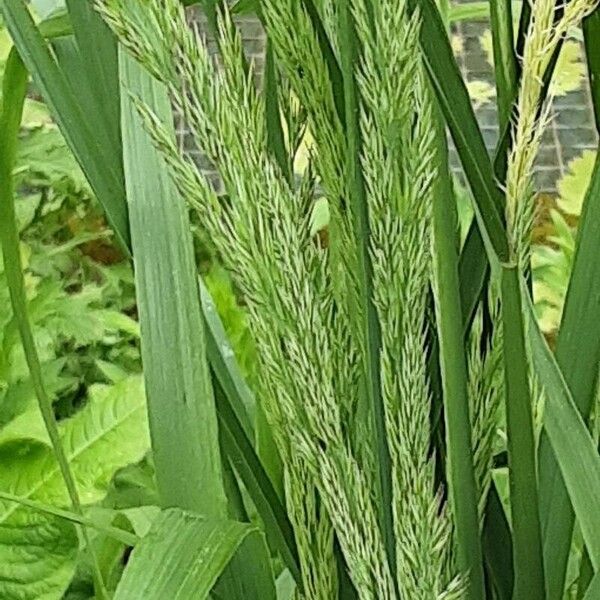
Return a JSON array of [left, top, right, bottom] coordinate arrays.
[[538, 154, 600, 599], [500, 266, 545, 600], [413, 0, 509, 264], [337, 0, 396, 576], [489, 0, 518, 130], [431, 113, 485, 599], [0, 48, 109, 600], [0, 491, 139, 547], [120, 49, 227, 517]]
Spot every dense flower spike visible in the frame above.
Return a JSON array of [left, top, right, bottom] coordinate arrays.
[[96, 0, 466, 597]]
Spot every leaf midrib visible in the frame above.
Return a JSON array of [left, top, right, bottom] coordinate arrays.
[[0, 397, 145, 525]]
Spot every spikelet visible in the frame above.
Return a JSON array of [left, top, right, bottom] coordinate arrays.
[[506, 0, 599, 270], [352, 0, 462, 596], [97, 1, 472, 597], [467, 300, 503, 522]]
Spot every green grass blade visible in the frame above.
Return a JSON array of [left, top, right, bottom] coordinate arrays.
[[537, 40, 599, 594], [214, 384, 301, 585], [4, 1, 299, 571], [114, 508, 275, 600], [482, 485, 514, 600], [488, 0, 518, 129], [64, 0, 121, 155], [337, 0, 395, 574], [538, 154, 600, 598], [526, 298, 600, 573], [0, 491, 139, 547], [431, 113, 485, 599], [500, 266, 545, 600], [0, 0, 129, 251], [0, 44, 109, 600], [120, 50, 227, 517], [414, 0, 508, 263]]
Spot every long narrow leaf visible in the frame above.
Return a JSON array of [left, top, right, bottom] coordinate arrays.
[[583, 11, 600, 130], [537, 31, 600, 592], [488, 0, 518, 129], [120, 50, 227, 517], [500, 267, 545, 600], [4, 1, 299, 577], [431, 112, 485, 599], [538, 147, 600, 598], [412, 0, 508, 263], [0, 491, 138, 547], [526, 299, 600, 573]]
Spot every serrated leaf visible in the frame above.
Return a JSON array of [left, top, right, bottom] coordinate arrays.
[[557, 150, 597, 216], [0, 509, 78, 600], [0, 376, 149, 599]]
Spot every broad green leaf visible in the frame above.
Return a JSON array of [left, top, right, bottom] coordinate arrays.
[[0, 508, 78, 600], [0, 406, 49, 447], [114, 508, 276, 600], [0, 491, 139, 546], [0, 32, 99, 600], [526, 299, 600, 573], [0, 376, 148, 515], [120, 50, 227, 517], [0, 375, 148, 599]]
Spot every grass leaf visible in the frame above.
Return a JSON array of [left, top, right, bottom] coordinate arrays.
[[526, 298, 600, 574], [488, 0, 518, 129], [120, 49, 227, 517], [431, 112, 485, 598], [538, 147, 600, 599], [500, 267, 545, 600], [114, 508, 275, 600]]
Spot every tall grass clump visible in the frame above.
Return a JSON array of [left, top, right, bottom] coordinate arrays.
[[1, 0, 600, 598]]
